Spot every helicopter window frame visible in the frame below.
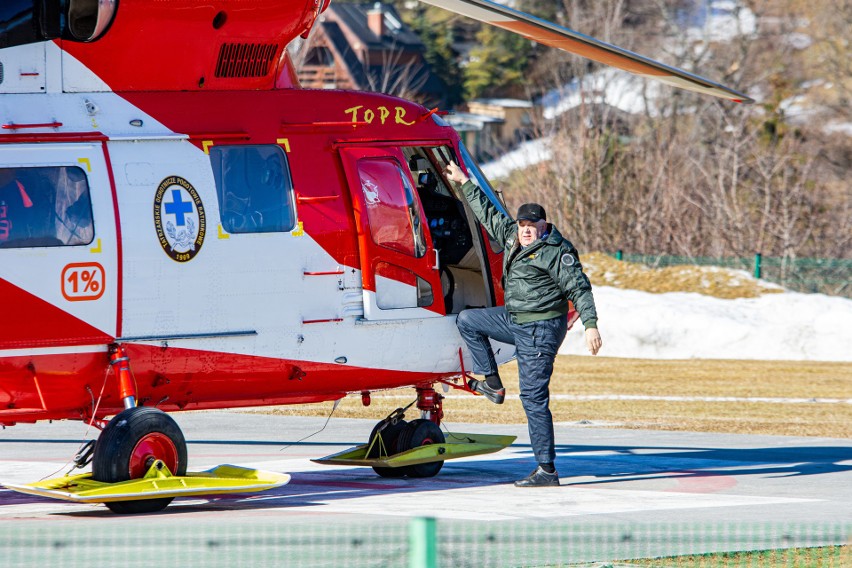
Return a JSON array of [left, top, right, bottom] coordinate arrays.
[[375, 261, 434, 309], [0, 165, 95, 249], [209, 144, 297, 235]]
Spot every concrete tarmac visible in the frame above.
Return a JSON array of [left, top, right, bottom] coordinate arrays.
[[1, 411, 850, 566]]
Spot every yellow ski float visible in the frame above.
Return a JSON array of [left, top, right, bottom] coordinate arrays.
[[4, 461, 290, 513]]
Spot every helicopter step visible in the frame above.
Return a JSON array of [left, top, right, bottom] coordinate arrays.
[[3, 461, 290, 505]]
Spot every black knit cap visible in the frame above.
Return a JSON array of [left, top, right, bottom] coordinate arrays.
[[516, 203, 546, 222]]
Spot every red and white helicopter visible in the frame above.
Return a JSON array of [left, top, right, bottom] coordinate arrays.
[[0, 0, 751, 513]]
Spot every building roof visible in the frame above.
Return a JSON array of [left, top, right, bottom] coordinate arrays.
[[444, 112, 504, 132], [328, 4, 424, 51], [470, 98, 534, 109], [311, 2, 446, 106], [322, 20, 369, 87]]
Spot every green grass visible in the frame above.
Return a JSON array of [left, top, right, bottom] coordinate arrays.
[[619, 545, 850, 567]]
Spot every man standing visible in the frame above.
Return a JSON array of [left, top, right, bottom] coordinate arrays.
[[445, 161, 602, 487]]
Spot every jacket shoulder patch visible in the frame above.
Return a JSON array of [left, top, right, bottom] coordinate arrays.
[[561, 253, 576, 267]]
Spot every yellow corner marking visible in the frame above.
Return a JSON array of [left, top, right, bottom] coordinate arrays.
[[291, 220, 304, 237], [276, 138, 291, 152], [78, 158, 91, 172], [202, 140, 214, 155], [90, 238, 102, 253], [218, 224, 230, 239]]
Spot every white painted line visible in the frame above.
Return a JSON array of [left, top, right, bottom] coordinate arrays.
[[370, 394, 852, 404], [547, 394, 852, 404]]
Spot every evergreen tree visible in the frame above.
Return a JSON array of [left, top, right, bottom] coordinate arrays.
[[464, 25, 532, 99], [404, 5, 464, 107]]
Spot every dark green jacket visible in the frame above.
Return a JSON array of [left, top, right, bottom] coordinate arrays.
[[460, 180, 598, 327]]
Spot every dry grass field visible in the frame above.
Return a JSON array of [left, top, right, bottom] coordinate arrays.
[[581, 252, 783, 298], [255, 356, 852, 439]]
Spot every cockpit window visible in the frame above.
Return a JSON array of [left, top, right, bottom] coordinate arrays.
[[458, 142, 509, 217], [456, 143, 507, 254], [0, 166, 94, 248], [209, 145, 296, 234]]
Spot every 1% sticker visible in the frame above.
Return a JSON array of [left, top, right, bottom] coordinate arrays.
[[62, 263, 106, 301]]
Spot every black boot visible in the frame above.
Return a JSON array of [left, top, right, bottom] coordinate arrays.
[[467, 378, 505, 404], [514, 466, 560, 487]]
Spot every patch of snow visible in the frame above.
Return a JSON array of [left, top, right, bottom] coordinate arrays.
[[785, 33, 813, 50], [480, 136, 553, 180], [559, 287, 852, 361], [824, 122, 852, 137], [541, 69, 659, 120], [683, 0, 757, 43]]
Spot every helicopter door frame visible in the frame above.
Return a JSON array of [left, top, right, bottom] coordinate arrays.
[[0, 142, 119, 344], [339, 146, 445, 321]]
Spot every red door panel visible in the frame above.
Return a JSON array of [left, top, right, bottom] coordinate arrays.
[[339, 147, 444, 319]]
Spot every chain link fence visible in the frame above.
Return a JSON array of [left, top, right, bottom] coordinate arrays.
[[1, 519, 849, 567], [612, 253, 852, 298]]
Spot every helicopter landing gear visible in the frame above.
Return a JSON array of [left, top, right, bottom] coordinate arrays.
[[367, 417, 445, 478], [396, 419, 445, 478], [367, 411, 410, 478], [5, 349, 290, 511], [92, 406, 188, 514], [415, 385, 443, 425], [362, 386, 446, 478]]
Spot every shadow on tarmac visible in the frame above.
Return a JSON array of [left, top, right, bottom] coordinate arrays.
[[3, 438, 850, 516]]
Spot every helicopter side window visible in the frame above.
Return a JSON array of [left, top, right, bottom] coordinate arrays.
[[356, 158, 426, 259], [0, 166, 94, 248], [209, 145, 296, 234]]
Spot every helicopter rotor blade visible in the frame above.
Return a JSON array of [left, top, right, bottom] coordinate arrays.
[[419, 0, 754, 104]]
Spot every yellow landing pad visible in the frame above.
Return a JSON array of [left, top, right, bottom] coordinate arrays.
[[3, 463, 290, 504], [313, 432, 516, 468]]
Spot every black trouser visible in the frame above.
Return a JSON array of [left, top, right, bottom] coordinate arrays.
[[456, 306, 568, 464]]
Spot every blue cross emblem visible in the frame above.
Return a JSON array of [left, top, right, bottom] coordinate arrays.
[[164, 189, 194, 226]]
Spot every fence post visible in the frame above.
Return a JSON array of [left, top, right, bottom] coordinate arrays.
[[754, 253, 762, 279], [409, 517, 437, 568], [616, 249, 623, 261]]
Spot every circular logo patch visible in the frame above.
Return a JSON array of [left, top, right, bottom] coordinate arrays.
[[154, 176, 206, 262], [561, 253, 576, 267]]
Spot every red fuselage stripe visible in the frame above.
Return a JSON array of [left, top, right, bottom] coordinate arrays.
[[101, 141, 123, 338]]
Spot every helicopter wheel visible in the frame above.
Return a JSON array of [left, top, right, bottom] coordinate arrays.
[[92, 406, 187, 514], [395, 419, 445, 478], [368, 419, 410, 478]]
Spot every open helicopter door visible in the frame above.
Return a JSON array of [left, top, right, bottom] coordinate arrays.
[[339, 147, 445, 320], [0, 143, 118, 349]]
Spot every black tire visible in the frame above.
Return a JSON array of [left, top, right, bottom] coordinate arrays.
[[368, 419, 410, 478], [398, 419, 445, 478], [92, 406, 187, 514]]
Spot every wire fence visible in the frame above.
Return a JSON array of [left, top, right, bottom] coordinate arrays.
[[612, 252, 852, 298], [1, 519, 849, 567]]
